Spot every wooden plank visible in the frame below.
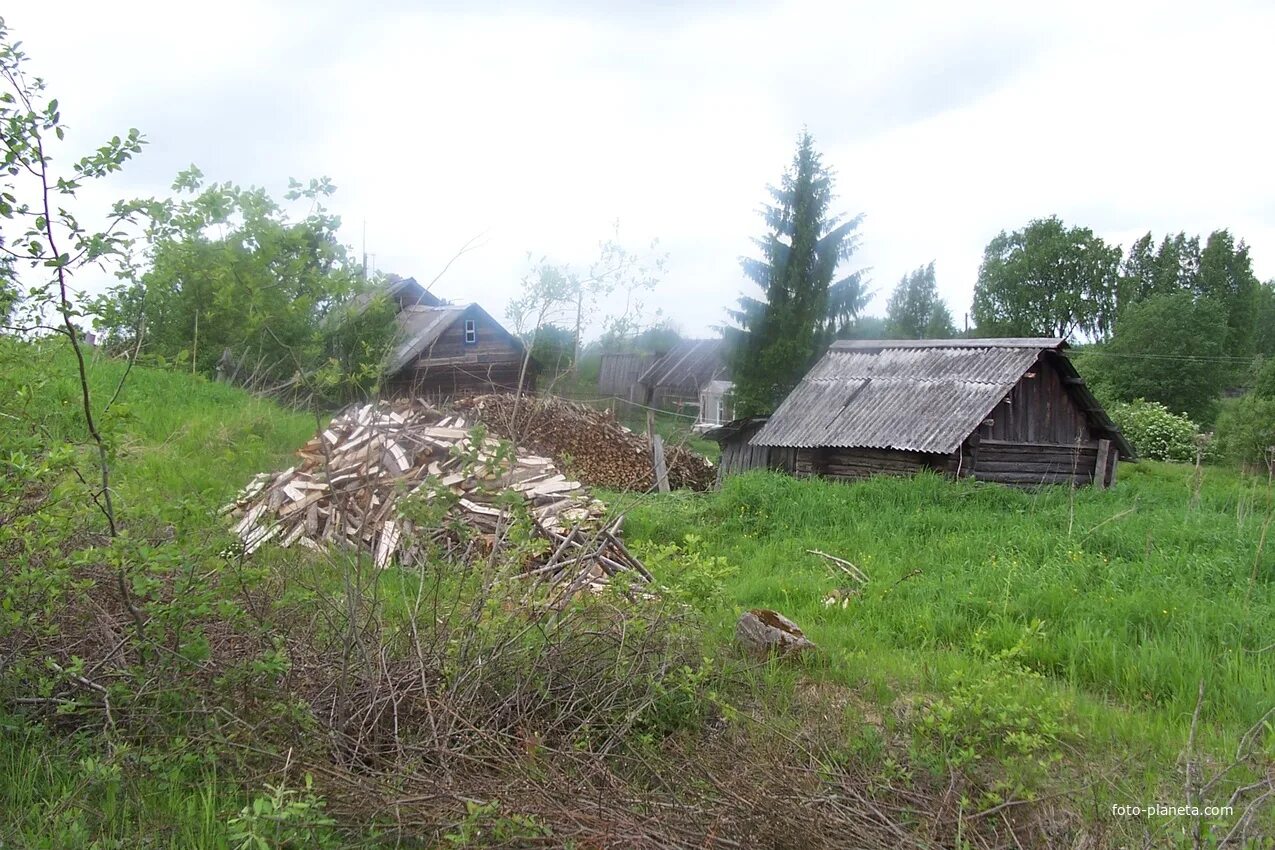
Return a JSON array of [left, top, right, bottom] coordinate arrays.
[[1094, 439, 1111, 491], [652, 434, 670, 493]]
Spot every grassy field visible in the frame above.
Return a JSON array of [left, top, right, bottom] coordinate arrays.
[[615, 465, 1275, 802], [621, 466, 1275, 730], [2, 339, 1273, 846]]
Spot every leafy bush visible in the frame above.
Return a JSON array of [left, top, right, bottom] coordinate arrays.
[[913, 622, 1075, 801], [1108, 399, 1201, 462], [1252, 357, 1275, 399], [1214, 394, 1275, 468]]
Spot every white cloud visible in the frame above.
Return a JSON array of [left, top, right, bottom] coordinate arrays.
[[7, 0, 1274, 336]]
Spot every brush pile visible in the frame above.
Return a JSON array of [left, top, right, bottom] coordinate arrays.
[[222, 400, 650, 599], [457, 393, 716, 491]]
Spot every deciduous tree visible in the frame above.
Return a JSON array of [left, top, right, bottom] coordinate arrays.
[[884, 262, 955, 339], [1197, 229, 1259, 362], [1088, 292, 1228, 423], [971, 217, 1121, 340], [92, 168, 392, 399]]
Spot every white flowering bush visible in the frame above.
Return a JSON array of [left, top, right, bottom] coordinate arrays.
[[1109, 400, 1200, 463]]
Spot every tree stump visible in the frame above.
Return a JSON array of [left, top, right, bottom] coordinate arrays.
[[735, 609, 816, 659]]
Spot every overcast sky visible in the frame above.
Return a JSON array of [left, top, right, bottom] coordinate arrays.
[[9, 0, 1275, 338]]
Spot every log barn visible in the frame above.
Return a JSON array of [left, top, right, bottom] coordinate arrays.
[[718, 338, 1133, 488], [703, 416, 795, 485]]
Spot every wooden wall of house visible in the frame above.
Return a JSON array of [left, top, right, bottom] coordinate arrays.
[[962, 437, 1118, 488], [644, 384, 700, 414], [969, 440, 1099, 486], [751, 437, 1118, 489], [984, 356, 1095, 445], [387, 362, 534, 398]]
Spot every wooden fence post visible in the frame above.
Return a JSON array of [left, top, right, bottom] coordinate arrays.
[[1094, 439, 1111, 490], [652, 435, 670, 494]]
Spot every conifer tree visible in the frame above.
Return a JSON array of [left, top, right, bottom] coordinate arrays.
[[725, 131, 866, 416]]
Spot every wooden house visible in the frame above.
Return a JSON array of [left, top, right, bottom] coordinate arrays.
[[637, 339, 730, 413], [597, 352, 656, 402], [382, 299, 536, 398], [714, 338, 1133, 488]]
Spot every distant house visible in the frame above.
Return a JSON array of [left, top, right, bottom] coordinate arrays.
[[373, 278, 536, 398], [695, 379, 735, 431], [709, 338, 1133, 488], [636, 338, 731, 417], [597, 352, 656, 402]]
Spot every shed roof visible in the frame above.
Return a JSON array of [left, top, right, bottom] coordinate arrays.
[[702, 416, 769, 443], [638, 339, 728, 392], [385, 276, 444, 307], [751, 338, 1133, 457]]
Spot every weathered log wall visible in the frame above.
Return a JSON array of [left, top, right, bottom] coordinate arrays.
[[795, 447, 949, 480], [984, 356, 1093, 445], [971, 439, 1099, 487], [714, 421, 796, 485]]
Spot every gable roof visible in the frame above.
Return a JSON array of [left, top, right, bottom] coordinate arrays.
[[638, 339, 728, 392], [751, 338, 1133, 458], [384, 303, 527, 376], [385, 276, 444, 308]]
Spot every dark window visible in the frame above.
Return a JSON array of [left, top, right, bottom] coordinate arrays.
[[464, 319, 476, 344]]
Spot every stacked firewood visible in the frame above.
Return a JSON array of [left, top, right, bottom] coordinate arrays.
[[222, 400, 650, 598], [457, 394, 716, 491]]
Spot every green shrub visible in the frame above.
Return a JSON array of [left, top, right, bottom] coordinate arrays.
[[1214, 394, 1275, 468], [1252, 357, 1275, 399], [1109, 399, 1201, 462]]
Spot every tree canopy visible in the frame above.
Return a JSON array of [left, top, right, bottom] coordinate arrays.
[[725, 130, 867, 416], [884, 262, 955, 339], [1084, 292, 1228, 423], [971, 217, 1121, 340], [92, 167, 393, 400]]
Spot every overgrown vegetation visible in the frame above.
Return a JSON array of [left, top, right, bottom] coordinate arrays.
[[9, 336, 1275, 846], [622, 465, 1275, 840]]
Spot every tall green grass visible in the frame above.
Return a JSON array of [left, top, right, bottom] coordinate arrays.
[[0, 723, 232, 849], [1, 338, 317, 519], [623, 466, 1275, 741]]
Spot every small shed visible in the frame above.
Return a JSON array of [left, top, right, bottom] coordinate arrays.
[[383, 302, 537, 398], [741, 338, 1133, 488], [637, 339, 730, 413]]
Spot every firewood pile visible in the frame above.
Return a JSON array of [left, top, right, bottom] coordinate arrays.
[[221, 400, 651, 600], [456, 394, 716, 491]]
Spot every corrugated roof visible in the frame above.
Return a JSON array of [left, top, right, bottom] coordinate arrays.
[[833, 338, 1065, 351], [750, 338, 1133, 458], [384, 305, 468, 374], [639, 339, 728, 392]]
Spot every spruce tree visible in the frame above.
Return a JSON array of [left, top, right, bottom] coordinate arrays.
[[725, 131, 866, 416]]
